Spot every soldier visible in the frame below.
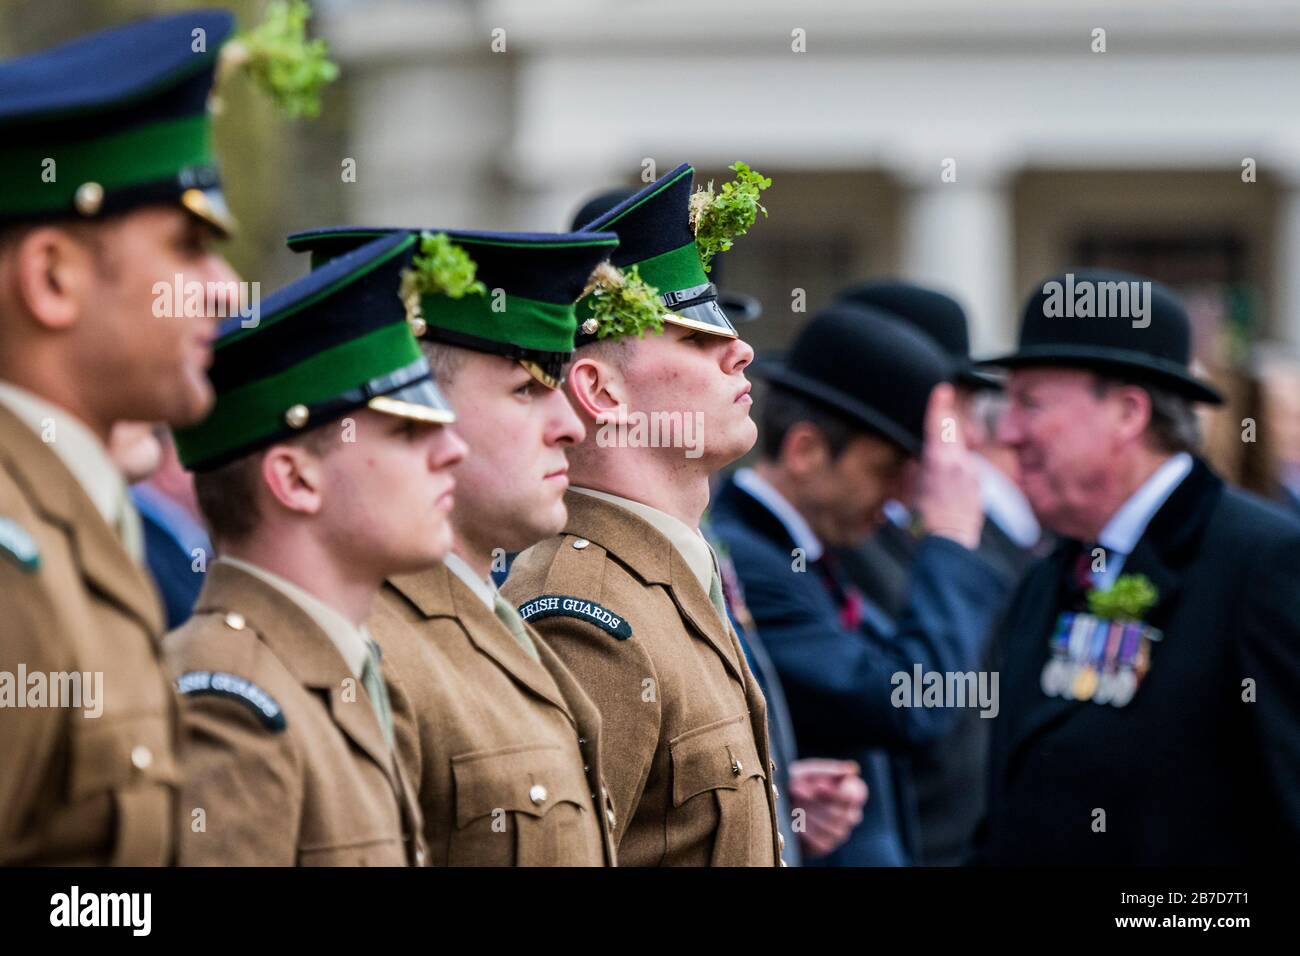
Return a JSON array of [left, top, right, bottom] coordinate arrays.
[[166, 232, 465, 865], [502, 162, 784, 866], [286, 224, 623, 865], [0, 11, 242, 866]]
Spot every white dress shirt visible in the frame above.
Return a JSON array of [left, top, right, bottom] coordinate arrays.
[[1090, 452, 1193, 589]]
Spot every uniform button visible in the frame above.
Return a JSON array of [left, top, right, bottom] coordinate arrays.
[[771, 783, 780, 799], [131, 745, 153, 770], [74, 181, 104, 216], [578, 737, 586, 746], [731, 758, 743, 776], [572, 538, 590, 550], [780, 859, 788, 867], [583, 765, 590, 772], [415, 849, 426, 865], [224, 612, 246, 630], [284, 403, 310, 429], [606, 808, 616, 828], [529, 784, 548, 805], [778, 833, 786, 851]]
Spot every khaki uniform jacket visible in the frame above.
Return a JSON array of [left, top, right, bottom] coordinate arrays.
[[502, 491, 782, 867], [370, 563, 616, 866], [0, 405, 178, 865], [164, 562, 425, 865]]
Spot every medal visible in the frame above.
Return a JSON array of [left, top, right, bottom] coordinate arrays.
[[1039, 611, 1075, 698], [1040, 589, 1162, 708], [1072, 665, 1099, 701]]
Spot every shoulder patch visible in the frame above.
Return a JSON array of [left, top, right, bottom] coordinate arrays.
[[176, 671, 287, 732], [0, 517, 39, 572], [517, 594, 633, 640]]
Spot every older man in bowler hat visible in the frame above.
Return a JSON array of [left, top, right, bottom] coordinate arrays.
[[977, 268, 1300, 864], [710, 304, 1011, 866]]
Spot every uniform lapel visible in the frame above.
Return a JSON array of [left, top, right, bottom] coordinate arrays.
[[386, 563, 575, 721], [665, 547, 746, 684], [0, 405, 162, 637], [564, 491, 745, 685], [195, 563, 396, 781]]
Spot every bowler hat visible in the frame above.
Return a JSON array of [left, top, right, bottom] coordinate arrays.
[[978, 268, 1223, 404], [838, 280, 1000, 390], [752, 304, 951, 456]]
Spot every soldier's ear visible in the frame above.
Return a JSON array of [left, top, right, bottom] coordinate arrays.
[[8, 225, 93, 333], [566, 356, 625, 421], [260, 443, 325, 518]]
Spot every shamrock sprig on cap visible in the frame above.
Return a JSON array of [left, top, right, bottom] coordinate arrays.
[[582, 263, 666, 339], [689, 161, 773, 273], [399, 231, 485, 335], [403, 231, 486, 299], [217, 0, 340, 118], [1087, 573, 1159, 622]]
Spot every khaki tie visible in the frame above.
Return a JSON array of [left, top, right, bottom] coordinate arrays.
[[494, 594, 541, 662], [706, 551, 731, 629], [361, 639, 396, 750], [116, 487, 145, 564]]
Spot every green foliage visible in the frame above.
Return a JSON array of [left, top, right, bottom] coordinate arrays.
[[689, 161, 773, 273], [1088, 573, 1159, 621], [401, 232, 486, 308], [585, 263, 666, 339], [232, 0, 339, 118]]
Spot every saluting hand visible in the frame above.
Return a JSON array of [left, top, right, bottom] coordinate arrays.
[[915, 383, 984, 550]]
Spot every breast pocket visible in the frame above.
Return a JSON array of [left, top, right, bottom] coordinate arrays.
[[69, 713, 180, 866], [670, 713, 773, 867], [449, 743, 593, 866]]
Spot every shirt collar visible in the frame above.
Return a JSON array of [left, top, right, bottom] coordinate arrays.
[[1096, 452, 1193, 557], [976, 454, 1042, 549], [0, 381, 125, 529], [571, 486, 715, 594], [219, 556, 371, 679], [444, 551, 497, 610], [730, 467, 825, 562]]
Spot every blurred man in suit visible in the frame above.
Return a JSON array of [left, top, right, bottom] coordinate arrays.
[[830, 281, 1043, 865], [711, 304, 1010, 865]]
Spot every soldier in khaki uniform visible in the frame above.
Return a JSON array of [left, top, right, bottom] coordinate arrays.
[[166, 232, 466, 865], [503, 163, 784, 866], [0, 12, 243, 865], [286, 225, 623, 865]]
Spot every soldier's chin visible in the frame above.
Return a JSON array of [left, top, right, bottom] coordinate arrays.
[[420, 521, 456, 567], [159, 374, 215, 428], [711, 416, 757, 466]]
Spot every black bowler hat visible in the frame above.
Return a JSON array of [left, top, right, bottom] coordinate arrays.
[[978, 268, 1223, 404], [838, 280, 1000, 390], [752, 304, 951, 456]]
